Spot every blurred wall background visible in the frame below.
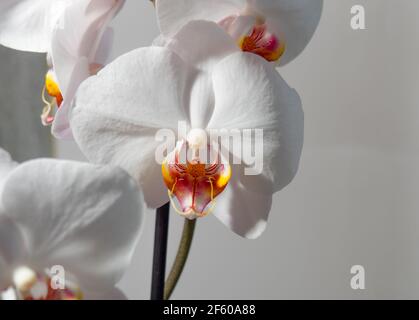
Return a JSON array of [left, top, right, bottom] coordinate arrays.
[[0, 47, 51, 161], [2, 0, 419, 299]]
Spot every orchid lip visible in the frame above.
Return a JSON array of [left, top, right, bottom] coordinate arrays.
[[218, 12, 286, 62], [238, 23, 286, 62], [162, 140, 232, 219]]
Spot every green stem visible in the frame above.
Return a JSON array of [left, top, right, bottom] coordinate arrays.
[[164, 218, 197, 300]]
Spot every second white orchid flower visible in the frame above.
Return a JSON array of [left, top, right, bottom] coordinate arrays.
[[0, 0, 124, 139], [156, 0, 323, 65], [0, 148, 143, 300]]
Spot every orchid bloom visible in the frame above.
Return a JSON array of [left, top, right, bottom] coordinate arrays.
[[155, 0, 323, 65], [0, 148, 143, 300], [70, 21, 304, 239], [0, 0, 124, 139]]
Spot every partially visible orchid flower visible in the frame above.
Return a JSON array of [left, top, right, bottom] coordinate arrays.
[[0, 148, 143, 300], [70, 21, 304, 239], [155, 0, 323, 65], [0, 0, 124, 139]]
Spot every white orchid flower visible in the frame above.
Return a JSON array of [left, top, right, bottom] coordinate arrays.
[[0, 148, 143, 300], [155, 0, 323, 65], [0, 0, 124, 139], [70, 21, 303, 239]]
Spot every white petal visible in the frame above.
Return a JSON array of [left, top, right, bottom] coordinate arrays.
[[51, 0, 124, 96], [188, 72, 215, 130], [0, 215, 27, 288], [213, 166, 272, 239], [165, 21, 240, 128], [248, 0, 324, 65], [93, 27, 115, 65], [156, 0, 243, 38], [0, 150, 28, 286], [0, 0, 72, 52], [51, 58, 90, 140], [220, 14, 256, 40], [50, 0, 124, 139], [208, 52, 304, 192], [152, 34, 169, 47], [71, 47, 192, 208], [1, 159, 143, 292], [0, 148, 17, 183], [166, 20, 238, 70]]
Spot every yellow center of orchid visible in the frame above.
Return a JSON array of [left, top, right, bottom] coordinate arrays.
[[238, 23, 285, 62], [186, 162, 206, 178], [45, 72, 63, 103], [41, 71, 63, 126]]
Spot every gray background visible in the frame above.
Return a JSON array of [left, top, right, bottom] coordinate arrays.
[[3, 0, 419, 299], [0, 46, 51, 161]]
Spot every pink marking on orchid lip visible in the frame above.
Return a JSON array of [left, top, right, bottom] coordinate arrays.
[[238, 23, 285, 62], [44, 115, 55, 125], [264, 34, 278, 51]]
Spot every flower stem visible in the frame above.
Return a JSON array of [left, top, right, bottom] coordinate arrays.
[[164, 218, 197, 300], [150, 202, 170, 300]]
